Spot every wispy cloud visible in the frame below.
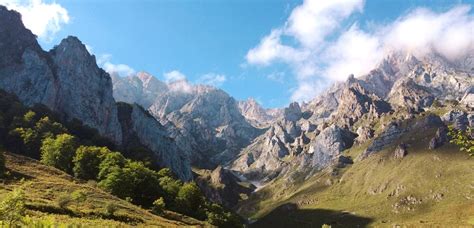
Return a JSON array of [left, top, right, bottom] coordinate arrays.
[[0, 0, 70, 41], [164, 70, 187, 83], [246, 0, 474, 102], [164, 70, 193, 93], [196, 73, 226, 87], [98, 54, 135, 77], [266, 72, 285, 83]]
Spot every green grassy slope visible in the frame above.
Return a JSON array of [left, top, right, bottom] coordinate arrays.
[[0, 151, 209, 227], [239, 117, 474, 227]]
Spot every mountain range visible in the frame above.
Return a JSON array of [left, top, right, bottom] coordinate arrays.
[[0, 4, 473, 227]]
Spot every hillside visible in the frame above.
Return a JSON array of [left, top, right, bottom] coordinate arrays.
[[237, 110, 474, 227], [0, 151, 208, 227]]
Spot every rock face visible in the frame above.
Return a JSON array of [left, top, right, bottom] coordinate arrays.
[[0, 6, 122, 143], [429, 127, 448, 150], [332, 82, 392, 126], [298, 125, 356, 170], [111, 72, 168, 108], [360, 122, 404, 159], [442, 110, 469, 131], [237, 98, 282, 127], [117, 103, 192, 180], [388, 78, 434, 113], [148, 83, 262, 167]]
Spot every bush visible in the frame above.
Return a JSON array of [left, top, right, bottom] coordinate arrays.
[[448, 127, 474, 156], [71, 190, 87, 205], [152, 197, 166, 215], [56, 194, 72, 209], [73, 146, 110, 180], [0, 188, 26, 225], [40, 134, 77, 173], [104, 203, 118, 216]]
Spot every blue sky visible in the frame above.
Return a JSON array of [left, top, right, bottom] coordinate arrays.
[[2, 0, 473, 108]]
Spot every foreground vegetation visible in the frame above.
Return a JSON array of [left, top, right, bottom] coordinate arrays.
[[0, 90, 241, 227]]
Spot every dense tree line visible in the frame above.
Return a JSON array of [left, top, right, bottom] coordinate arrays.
[[0, 90, 241, 227]]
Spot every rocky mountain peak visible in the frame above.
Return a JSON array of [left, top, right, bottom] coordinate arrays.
[[284, 102, 302, 122], [238, 98, 281, 127], [0, 5, 43, 68]]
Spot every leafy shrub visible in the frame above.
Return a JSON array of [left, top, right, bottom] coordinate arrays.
[[71, 190, 87, 204], [152, 197, 166, 215], [0, 188, 26, 225], [40, 134, 77, 173], [73, 146, 110, 180], [105, 203, 118, 216], [448, 127, 474, 156], [56, 194, 72, 209]]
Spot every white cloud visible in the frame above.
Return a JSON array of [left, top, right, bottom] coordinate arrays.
[[246, 0, 474, 102], [98, 54, 135, 77], [163, 70, 193, 93], [196, 73, 226, 87], [0, 0, 70, 41], [164, 70, 187, 83], [266, 72, 285, 83]]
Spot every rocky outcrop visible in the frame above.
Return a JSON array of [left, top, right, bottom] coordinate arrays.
[[298, 125, 356, 170], [284, 102, 303, 122], [237, 98, 282, 127], [393, 143, 408, 158], [111, 72, 168, 108], [117, 103, 192, 180], [195, 166, 255, 208], [360, 122, 404, 159], [0, 6, 122, 143], [429, 127, 448, 150], [355, 126, 374, 144], [442, 110, 469, 131], [332, 83, 391, 127], [388, 78, 434, 113]]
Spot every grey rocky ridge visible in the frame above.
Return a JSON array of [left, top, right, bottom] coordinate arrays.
[[111, 74, 265, 168], [229, 51, 474, 184], [0, 6, 192, 180]]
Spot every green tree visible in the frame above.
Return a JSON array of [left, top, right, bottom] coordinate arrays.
[[176, 182, 204, 217], [73, 146, 110, 180], [9, 127, 40, 158], [34, 117, 67, 139], [0, 188, 26, 225], [40, 134, 77, 173], [99, 161, 162, 207], [98, 152, 126, 180], [448, 127, 474, 156]]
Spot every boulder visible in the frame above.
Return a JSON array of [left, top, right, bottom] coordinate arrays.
[[394, 143, 408, 158], [429, 127, 448, 150]]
